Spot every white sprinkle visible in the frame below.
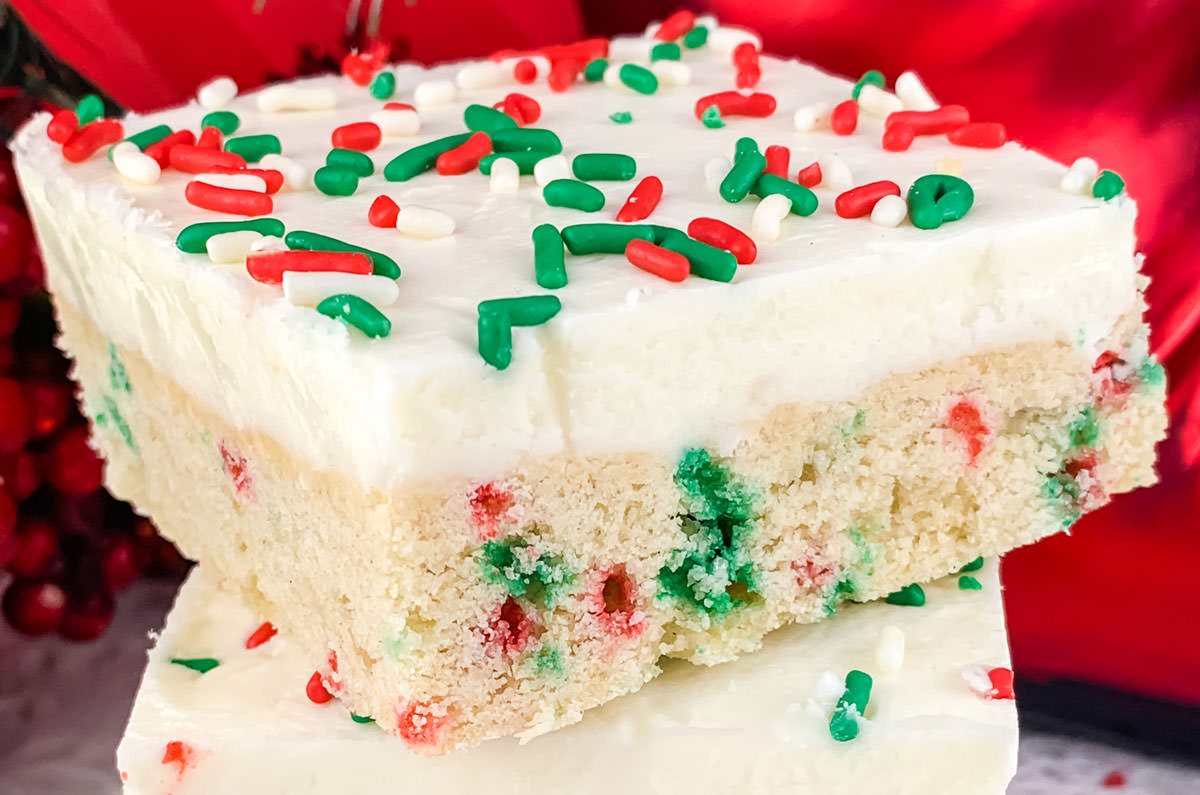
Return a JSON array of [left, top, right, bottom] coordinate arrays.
[[651, 59, 692, 87], [205, 230, 262, 264], [250, 235, 288, 253], [751, 194, 792, 241], [257, 85, 337, 113], [895, 70, 938, 111], [258, 154, 310, 192], [197, 76, 238, 109], [708, 25, 761, 54], [643, 20, 661, 38], [703, 157, 731, 193], [694, 13, 719, 30], [870, 194, 907, 228], [455, 61, 504, 91], [395, 206, 455, 239], [608, 37, 654, 62], [283, 271, 400, 308], [111, 142, 161, 185], [793, 102, 830, 132], [817, 154, 853, 192], [533, 154, 569, 187], [961, 664, 996, 698], [811, 670, 845, 712], [1060, 156, 1099, 194], [857, 84, 903, 118], [369, 108, 421, 137], [874, 625, 906, 672], [603, 62, 625, 90], [192, 172, 268, 193], [414, 79, 456, 108], [489, 157, 520, 193]]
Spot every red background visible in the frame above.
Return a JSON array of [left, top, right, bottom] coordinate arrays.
[[9, 0, 1200, 704]]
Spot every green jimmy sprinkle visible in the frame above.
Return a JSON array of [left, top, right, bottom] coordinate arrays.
[[572, 153, 636, 181], [701, 105, 724, 128], [109, 124, 172, 160], [224, 134, 281, 163], [326, 148, 374, 177], [1092, 170, 1125, 201], [609, 111, 633, 124], [369, 71, 396, 100], [656, 228, 737, 283], [906, 173, 974, 230], [532, 224, 567, 289], [753, 174, 819, 216], [201, 110, 240, 135], [852, 69, 886, 100], [384, 133, 471, 181], [584, 58, 609, 82], [479, 151, 547, 175], [618, 63, 658, 94], [464, 103, 518, 134], [958, 575, 983, 591], [829, 669, 873, 742], [885, 583, 926, 606], [175, 219, 285, 253], [960, 556, 985, 572], [560, 223, 654, 255], [720, 148, 767, 203], [683, 25, 709, 48], [542, 179, 605, 212], [477, 295, 562, 370], [317, 294, 391, 338], [651, 42, 682, 61], [313, 166, 359, 196], [734, 136, 759, 161], [491, 127, 562, 154], [75, 93, 105, 126], [171, 657, 220, 674], [284, 230, 400, 279], [350, 713, 376, 724]]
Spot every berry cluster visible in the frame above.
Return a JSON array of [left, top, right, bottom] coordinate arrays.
[[0, 108, 187, 641]]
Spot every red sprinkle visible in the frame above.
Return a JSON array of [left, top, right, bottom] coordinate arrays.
[[219, 441, 253, 499], [362, 41, 391, 71], [586, 564, 645, 639], [245, 250, 372, 284], [538, 38, 608, 67], [835, 180, 902, 219], [796, 161, 822, 188], [625, 239, 689, 282], [733, 42, 760, 89], [195, 126, 223, 150], [830, 99, 859, 135], [694, 91, 776, 120], [513, 58, 537, 84], [468, 481, 518, 539], [947, 121, 1007, 149], [687, 217, 757, 264], [161, 741, 197, 779], [763, 145, 790, 178], [332, 121, 382, 152], [340, 52, 375, 86], [62, 119, 124, 163], [245, 621, 277, 649], [306, 671, 333, 704], [203, 166, 284, 194], [1102, 770, 1127, 788], [654, 10, 695, 41], [886, 105, 970, 135], [615, 176, 663, 222], [987, 666, 1015, 700], [436, 131, 492, 175], [169, 144, 247, 173], [946, 397, 991, 466], [368, 195, 400, 228], [483, 597, 533, 655], [185, 180, 272, 216], [46, 109, 79, 143], [383, 101, 416, 112], [499, 92, 541, 125], [143, 130, 195, 167], [736, 65, 762, 89], [547, 58, 582, 92], [395, 701, 449, 747], [881, 123, 916, 152]]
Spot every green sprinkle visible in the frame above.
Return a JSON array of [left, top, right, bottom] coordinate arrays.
[[829, 670, 873, 742], [171, 657, 220, 674], [683, 26, 709, 48], [719, 150, 767, 203], [572, 153, 636, 181], [383, 133, 472, 181], [1093, 170, 1125, 201], [700, 105, 724, 128], [284, 230, 400, 279], [1068, 407, 1101, 449], [464, 103, 518, 133], [885, 583, 926, 606], [532, 224, 567, 289], [101, 394, 136, 451], [734, 137, 759, 161], [479, 295, 562, 326], [120, 124, 172, 153], [108, 343, 130, 393], [530, 645, 566, 679], [479, 151, 547, 175], [958, 575, 983, 591], [609, 111, 633, 124], [176, 219, 286, 254], [560, 223, 655, 255], [313, 165, 359, 196], [852, 70, 886, 100], [491, 128, 562, 154], [326, 148, 374, 177], [651, 42, 682, 61], [369, 71, 396, 99], [477, 310, 512, 369], [960, 556, 984, 572], [200, 110, 240, 135], [479, 536, 573, 605], [350, 713, 376, 724], [543, 179, 605, 212], [657, 229, 737, 282], [224, 134, 281, 163], [317, 294, 391, 338], [753, 174, 819, 216], [584, 58, 609, 82], [618, 63, 658, 94], [75, 94, 105, 126], [906, 174, 974, 230]]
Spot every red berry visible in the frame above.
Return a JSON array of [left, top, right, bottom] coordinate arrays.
[[59, 590, 115, 641], [0, 298, 20, 336], [2, 579, 67, 636], [0, 450, 39, 500], [54, 491, 106, 536], [41, 426, 104, 495], [0, 206, 31, 284], [7, 518, 60, 578], [0, 342, 12, 373], [0, 157, 18, 205], [0, 377, 31, 454], [0, 487, 15, 545], [24, 381, 73, 439], [102, 535, 145, 592]]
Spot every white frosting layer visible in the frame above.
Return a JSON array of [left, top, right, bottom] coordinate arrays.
[[13, 30, 1140, 488], [118, 562, 1017, 794]]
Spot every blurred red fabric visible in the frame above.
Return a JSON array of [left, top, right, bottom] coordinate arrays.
[[10, 0, 1199, 704]]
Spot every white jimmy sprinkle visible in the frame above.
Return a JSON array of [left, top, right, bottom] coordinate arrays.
[[369, 108, 420, 137], [414, 80, 456, 108], [1060, 156, 1099, 194], [283, 271, 400, 308], [257, 85, 336, 113], [249, 235, 288, 254], [870, 194, 908, 228], [488, 157, 520, 193], [608, 37, 654, 61], [395, 206, 455, 239], [533, 154, 570, 188], [205, 230, 262, 264], [192, 172, 268, 193], [793, 102, 831, 132], [857, 84, 903, 118], [817, 154, 854, 192], [258, 154, 310, 191], [895, 70, 939, 111], [751, 194, 792, 241], [703, 157, 731, 193], [197, 76, 237, 109], [874, 625, 906, 672], [111, 142, 161, 185], [651, 59, 691, 87], [455, 62, 504, 91], [602, 63, 625, 90], [707, 25, 761, 54]]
